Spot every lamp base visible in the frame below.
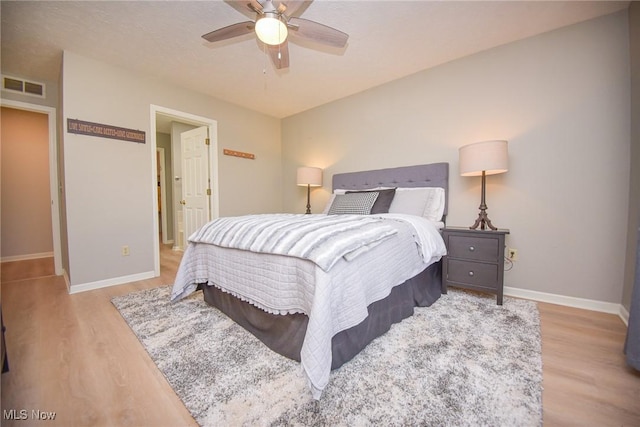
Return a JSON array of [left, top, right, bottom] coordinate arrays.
[[469, 208, 497, 231], [469, 170, 498, 231], [305, 184, 311, 214]]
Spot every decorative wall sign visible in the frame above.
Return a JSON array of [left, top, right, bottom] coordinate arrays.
[[67, 119, 146, 144], [223, 148, 255, 160]]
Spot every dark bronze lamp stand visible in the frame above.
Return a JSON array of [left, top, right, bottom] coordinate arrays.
[[305, 184, 312, 214], [470, 170, 497, 230]]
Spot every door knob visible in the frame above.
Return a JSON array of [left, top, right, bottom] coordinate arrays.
[[180, 200, 186, 205]]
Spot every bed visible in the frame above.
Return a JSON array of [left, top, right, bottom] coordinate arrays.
[[171, 162, 449, 398]]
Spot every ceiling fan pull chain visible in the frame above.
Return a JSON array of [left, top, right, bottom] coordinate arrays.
[[263, 43, 268, 91], [263, 42, 267, 75]]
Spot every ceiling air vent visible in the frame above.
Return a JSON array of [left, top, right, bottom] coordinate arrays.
[[2, 75, 45, 98]]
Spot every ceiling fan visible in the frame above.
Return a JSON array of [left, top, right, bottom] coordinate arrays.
[[202, 0, 349, 69]]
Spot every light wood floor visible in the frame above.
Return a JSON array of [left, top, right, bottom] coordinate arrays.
[[1, 246, 639, 426]]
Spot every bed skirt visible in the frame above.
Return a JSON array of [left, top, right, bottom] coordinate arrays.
[[198, 260, 442, 369]]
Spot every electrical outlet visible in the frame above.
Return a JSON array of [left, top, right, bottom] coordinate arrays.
[[122, 245, 130, 256], [507, 248, 518, 261]]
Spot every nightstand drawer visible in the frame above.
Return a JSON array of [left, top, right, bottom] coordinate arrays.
[[447, 259, 499, 288], [442, 227, 509, 305], [447, 235, 499, 262]]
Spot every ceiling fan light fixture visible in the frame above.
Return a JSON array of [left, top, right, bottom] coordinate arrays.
[[255, 14, 288, 45]]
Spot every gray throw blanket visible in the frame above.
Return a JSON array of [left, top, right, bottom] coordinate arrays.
[[188, 214, 397, 271]]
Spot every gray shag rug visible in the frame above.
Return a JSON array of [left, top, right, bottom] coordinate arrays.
[[112, 286, 542, 426]]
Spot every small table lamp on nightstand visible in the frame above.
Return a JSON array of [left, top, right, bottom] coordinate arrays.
[[459, 140, 508, 231], [297, 166, 322, 214]]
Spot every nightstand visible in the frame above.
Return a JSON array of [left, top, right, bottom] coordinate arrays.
[[441, 227, 510, 305]]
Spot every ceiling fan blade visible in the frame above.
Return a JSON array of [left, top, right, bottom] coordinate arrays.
[[277, 0, 305, 17], [268, 41, 290, 69], [288, 17, 348, 48], [224, 0, 262, 16], [247, 0, 264, 14], [202, 21, 255, 43]]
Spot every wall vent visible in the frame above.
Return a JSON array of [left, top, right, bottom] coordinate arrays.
[[2, 75, 45, 98]]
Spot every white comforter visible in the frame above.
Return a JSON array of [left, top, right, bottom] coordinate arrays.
[[187, 214, 398, 272], [171, 213, 447, 399]]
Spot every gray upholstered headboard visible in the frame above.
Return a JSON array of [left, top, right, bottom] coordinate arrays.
[[332, 163, 449, 217]]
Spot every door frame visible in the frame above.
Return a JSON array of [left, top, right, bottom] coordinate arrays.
[[149, 104, 219, 276], [0, 99, 63, 275], [156, 147, 169, 244]]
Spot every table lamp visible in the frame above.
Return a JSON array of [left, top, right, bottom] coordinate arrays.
[[459, 140, 508, 230], [297, 166, 323, 214]]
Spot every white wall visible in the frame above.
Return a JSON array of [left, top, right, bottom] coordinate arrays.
[[282, 11, 631, 303], [62, 51, 282, 289]]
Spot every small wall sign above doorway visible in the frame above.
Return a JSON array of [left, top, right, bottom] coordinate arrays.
[[223, 148, 255, 159]]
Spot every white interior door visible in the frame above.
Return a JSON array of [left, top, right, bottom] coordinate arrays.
[[180, 126, 210, 245]]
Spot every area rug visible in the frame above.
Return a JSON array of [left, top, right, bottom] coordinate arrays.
[[112, 286, 542, 426]]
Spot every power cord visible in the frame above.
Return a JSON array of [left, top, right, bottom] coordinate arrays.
[[504, 255, 514, 271]]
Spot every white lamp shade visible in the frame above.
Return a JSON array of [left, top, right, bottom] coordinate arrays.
[[459, 140, 509, 177], [255, 15, 288, 45], [297, 167, 323, 187]]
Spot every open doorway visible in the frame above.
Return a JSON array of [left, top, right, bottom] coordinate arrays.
[[156, 147, 168, 244], [0, 99, 62, 276], [150, 105, 219, 276]]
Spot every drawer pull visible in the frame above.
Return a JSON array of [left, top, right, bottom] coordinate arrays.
[[468, 271, 474, 276], [468, 246, 475, 252]]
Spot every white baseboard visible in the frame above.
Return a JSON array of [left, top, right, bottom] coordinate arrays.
[[63, 270, 71, 293], [504, 286, 626, 323], [619, 305, 630, 326], [1, 251, 54, 262], [68, 271, 156, 294]]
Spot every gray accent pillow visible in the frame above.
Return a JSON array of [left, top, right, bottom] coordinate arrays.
[[327, 192, 379, 215], [346, 188, 397, 214]]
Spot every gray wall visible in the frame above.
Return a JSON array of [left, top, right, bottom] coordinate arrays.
[[282, 11, 631, 304], [61, 51, 282, 289], [0, 78, 59, 109]]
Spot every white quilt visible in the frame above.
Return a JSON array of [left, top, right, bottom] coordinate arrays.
[[187, 214, 398, 272], [171, 213, 447, 399]]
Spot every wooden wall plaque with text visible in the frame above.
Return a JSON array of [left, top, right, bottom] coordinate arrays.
[[67, 119, 146, 144]]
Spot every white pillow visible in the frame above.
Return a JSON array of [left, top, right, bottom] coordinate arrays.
[[388, 187, 445, 222], [421, 187, 446, 222]]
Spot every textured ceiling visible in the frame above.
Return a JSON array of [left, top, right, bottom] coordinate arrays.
[[1, 0, 630, 118]]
